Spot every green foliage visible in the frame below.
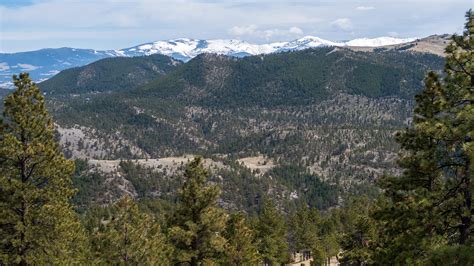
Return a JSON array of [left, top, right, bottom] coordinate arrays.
[[40, 45, 445, 208], [119, 160, 168, 199], [223, 213, 260, 265], [0, 21, 460, 266], [289, 205, 327, 264], [0, 73, 88, 264], [269, 164, 340, 209], [168, 157, 227, 265], [71, 159, 107, 209], [372, 10, 474, 264], [140, 48, 442, 108], [254, 199, 289, 264], [90, 196, 172, 264], [39, 54, 180, 94], [338, 197, 376, 265], [427, 245, 474, 265]]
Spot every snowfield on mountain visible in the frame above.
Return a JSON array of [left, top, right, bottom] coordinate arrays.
[[0, 35, 417, 86]]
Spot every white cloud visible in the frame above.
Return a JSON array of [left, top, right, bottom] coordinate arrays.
[[228, 25, 259, 36], [289, 27, 304, 35], [0, 0, 471, 52], [331, 18, 353, 31], [356, 6, 375, 11], [229, 25, 304, 40]]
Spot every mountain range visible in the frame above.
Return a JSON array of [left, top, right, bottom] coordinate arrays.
[[36, 41, 447, 208], [0, 35, 419, 87]]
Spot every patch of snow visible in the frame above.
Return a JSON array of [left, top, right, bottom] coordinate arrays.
[[0, 62, 10, 71], [119, 36, 417, 61], [0, 81, 13, 88], [345, 37, 417, 47], [17, 63, 40, 71]]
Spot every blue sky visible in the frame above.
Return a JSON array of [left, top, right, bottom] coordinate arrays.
[[0, 0, 471, 53]]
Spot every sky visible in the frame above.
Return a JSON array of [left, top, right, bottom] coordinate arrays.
[[0, 0, 472, 53]]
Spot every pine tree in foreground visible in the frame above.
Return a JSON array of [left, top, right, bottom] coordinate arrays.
[[289, 205, 326, 264], [373, 10, 473, 264], [168, 157, 227, 265], [91, 196, 172, 265], [338, 197, 376, 265], [254, 199, 289, 265], [0, 73, 88, 264], [223, 213, 260, 265]]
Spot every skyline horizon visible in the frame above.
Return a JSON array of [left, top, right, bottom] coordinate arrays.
[[1, 33, 444, 54], [1, 0, 469, 53]]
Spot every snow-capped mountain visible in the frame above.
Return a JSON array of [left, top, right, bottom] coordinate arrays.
[[1, 36, 417, 87], [119, 36, 417, 62], [344, 37, 417, 47]]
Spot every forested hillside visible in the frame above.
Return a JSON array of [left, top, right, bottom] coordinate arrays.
[[40, 54, 181, 94], [1, 9, 472, 266], [36, 45, 446, 211]]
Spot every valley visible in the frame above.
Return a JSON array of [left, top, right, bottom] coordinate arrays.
[[35, 43, 445, 212], [1, 3, 472, 263]]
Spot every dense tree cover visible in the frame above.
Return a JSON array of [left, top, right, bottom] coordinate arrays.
[[39, 54, 181, 94], [338, 197, 376, 265], [0, 74, 89, 264], [254, 199, 289, 264], [269, 164, 340, 209], [140, 48, 443, 107], [71, 159, 108, 209], [289, 205, 326, 263], [36, 42, 445, 208], [2, 12, 472, 265], [40, 44, 444, 209]]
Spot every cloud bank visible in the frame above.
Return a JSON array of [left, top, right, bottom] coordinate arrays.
[[0, 0, 470, 52]]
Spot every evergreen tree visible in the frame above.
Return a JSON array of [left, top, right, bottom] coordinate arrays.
[[223, 213, 260, 266], [91, 196, 172, 265], [339, 216, 375, 265], [168, 157, 227, 265], [254, 199, 289, 265], [0, 73, 88, 264], [338, 197, 376, 265], [373, 10, 474, 264], [289, 206, 326, 264]]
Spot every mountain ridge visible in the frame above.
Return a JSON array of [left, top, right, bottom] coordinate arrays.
[[41, 47, 444, 207], [119, 35, 417, 61], [1, 35, 437, 87]]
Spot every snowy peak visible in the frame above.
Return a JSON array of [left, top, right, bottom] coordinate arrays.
[[0, 35, 420, 87], [281, 36, 343, 50], [344, 37, 417, 47], [121, 38, 275, 60], [119, 36, 417, 61]]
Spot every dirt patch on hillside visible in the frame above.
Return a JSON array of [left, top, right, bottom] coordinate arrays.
[[236, 156, 276, 174], [89, 155, 226, 174]]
